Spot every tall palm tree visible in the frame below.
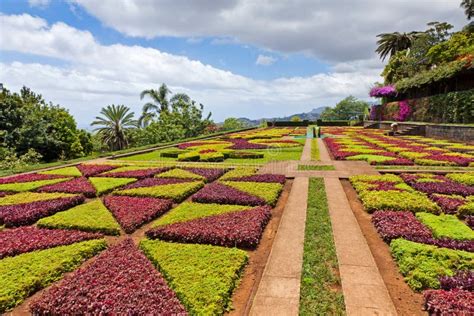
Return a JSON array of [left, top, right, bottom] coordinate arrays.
[[461, 0, 474, 20], [375, 31, 422, 60], [139, 83, 171, 126], [91, 104, 137, 151]]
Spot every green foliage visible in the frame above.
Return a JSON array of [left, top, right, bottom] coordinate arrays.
[[458, 201, 474, 217], [346, 154, 395, 163], [199, 152, 225, 162], [446, 172, 474, 185], [177, 151, 200, 161], [358, 190, 440, 214], [219, 167, 257, 180], [0, 192, 76, 206], [88, 177, 136, 195], [139, 239, 248, 315], [298, 164, 335, 171], [311, 138, 320, 161], [0, 239, 106, 312], [222, 181, 283, 206], [152, 202, 251, 227], [416, 212, 474, 240], [414, 158, 457, 166], [0, 178, 71, 192], [390, 238, 474, 291], [37, 199, 121, 235], [0, 148, 43, 171], [427, 32, 474, 64], [350, 174, 404, 183], [155, 168, 204, 180], [39, 166, 82, 177], [290, 115, 302, 122], [222, 118, 248, 130], [116, 181, 204, 202], [300, 178, 345, 314], [320, 96, 369, 120]]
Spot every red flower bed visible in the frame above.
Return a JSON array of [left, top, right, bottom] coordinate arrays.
[[30, 239, 187, 315], [76, 164, 118, 177], [0, 192, 7, 197], [99, 167, 169, 179], [183, 167, 227, 182], [177, 141, 227, 149], [430, 194, 466, 214], [0, 173, 65, 184], [372, 211, 432, 242], [227, 174, 286, 184], [192, 182, 265, 206], [401, 174, 474, 197], [370, 158, 413, 165], [0, 195, 84, 227], [425, 155, 474, 167], [121, 177, 193, 189], [0, 226, 102, 259], [439, 270, 474, 291], [38, 177, 96, 197], [466, 216, 474, 229], [103, 196, 173, 233], [147, 206, 272, 249], [227, 139, 268, 150], [423, 289, 474, 315]]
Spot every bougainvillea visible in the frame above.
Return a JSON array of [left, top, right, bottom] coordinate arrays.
[[0, 195, 84, 227], [147, 206, 271, 249], [30, 239, 187, 315], [371, 211, 432, 242], [0, 226, 102, 259], [38, 177, 96, 198], [0, 173, 65, 184], [423, 289, 474, 314], [76, 164, 118, 177], [439, 270, 474, 291], [369, 85, 397, 97], [192, 182, 265, 206], [394, 100, 411, 122], [103, 196, 172, 233]]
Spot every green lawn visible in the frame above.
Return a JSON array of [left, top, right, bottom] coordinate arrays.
[[299, 178, 345, 315]]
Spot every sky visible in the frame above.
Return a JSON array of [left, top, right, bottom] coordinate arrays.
[[0, 0, 467, 128]]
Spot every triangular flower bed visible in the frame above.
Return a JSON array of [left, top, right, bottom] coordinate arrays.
[[30, 239, 186, 315], [226, 174, 286, 184], [103, 196, 172, 233], [0, 195, 84, 227], [38, 177, 97, 198], [0, 177, 72, 193], [140, 239, 248, 315], [221, 181, 283, 206], [182, 167, 228, 182], [0, 173, 66, 184], [115, 181, 204, 202], [147, 205, 272, 249], [99, 166, 169, 179], [76, 164, 118, 177], [192, 182, 265, 206], [37, 199, 121, 235], [155, 168, 205, 181], [89, 177, 136, 195], [122, 177, 194, 190], [0, 226, 102, 259], [39, 166, 82, 177]]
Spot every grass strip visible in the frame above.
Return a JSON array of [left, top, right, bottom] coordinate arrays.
[[298, 164, 335, 171], [311, 138, 320, 161]]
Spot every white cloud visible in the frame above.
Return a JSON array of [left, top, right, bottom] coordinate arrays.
[[28, 0, 51, 8], [0, 13, 380, 126], [256, 54, 277, 66], [71, 0, 466, 62]]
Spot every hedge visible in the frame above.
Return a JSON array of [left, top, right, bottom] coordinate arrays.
[[155, 168, 205, 181], [416, 213, 474, 241], [358, 190, 440, 214]]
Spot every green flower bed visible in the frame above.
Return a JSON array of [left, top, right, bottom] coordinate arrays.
[[116, 181, 204, 202], [219, 167, 257, 180], [89, 177, 136, 195], [37, 199, 121, 235], [0, 239, 106, 312], [346, 154, 395, 164], [221, 181, 283, 206], [350, 174, 403, 184], [390, 238, 474, 291], [39, 166, 82, 177], [458, 201, 474, 217], [155, 168, 204, 180], [359, 190, 440, 214], [414, 158, 457, 166], [0, 178, 71, 192], [416, 213, 474, 240], [151, 202, 251, 227], [139, 239, 248, 315], [446, 173, 474, 186], [0, 192, 76, 206]]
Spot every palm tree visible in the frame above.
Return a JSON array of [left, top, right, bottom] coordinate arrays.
[[375, 32, 422, 60], [91, 104, 137, 151], [139, 83, 171, 126], [461, 0, 473, 20]]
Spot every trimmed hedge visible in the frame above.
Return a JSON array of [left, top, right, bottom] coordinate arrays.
[[219, 167, 257, 181], [0, 239, 106, 313], [155, 168, 205, 181], [416, 213, 474, 241], [116, 181, 205, 202], [140, 239, 248, 315], [358, 190, 440, 214], [192, 182, 266, 206]]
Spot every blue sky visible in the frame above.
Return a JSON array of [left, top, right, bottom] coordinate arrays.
[[0, 0, 466, 127]]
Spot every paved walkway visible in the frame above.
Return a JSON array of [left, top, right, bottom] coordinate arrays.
[[300, 138, 312, 161]]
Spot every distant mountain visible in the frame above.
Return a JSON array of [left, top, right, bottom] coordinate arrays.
[[234, 106, 327, 126]]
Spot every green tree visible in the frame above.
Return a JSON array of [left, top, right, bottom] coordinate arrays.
[[461, 0, 474, 20], [290, 115, 302, 122], [320, 96, 369, 120], [91, 104, 137, 151], [222, 118, 247, 130], [375, 31, 423, 60], [139, 83, 171, 127]]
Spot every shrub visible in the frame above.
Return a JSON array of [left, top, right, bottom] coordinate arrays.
[[99, 166, 168, 179], [439, 270, 474, 291], [0, 226, 102, 259], [37, 177, 96, 197], [116, 181, 204, 202], [192, 182, 266, 206], [199, 152, 225, 162], [446, 173, 474, 186], [147, 206, 271, 249], [346, 154, 396, 164], [140, 239, 248, 315], [0, 239, 106, 313], [358, 190, 440, 214], [76, 164, 118, 177], [350, 174, 403, 184], [37, 199, 121, 235], [177, 152, 200, 161], [155, 168, 205, 181], [371, 211, 432, 242], [430, 194, 466, 214], [416, 213, 474, 241], [88, 177, 136, 195], [423, 289, 474, 315], [390, 238, 474, 291], [30, 239, 186, 315], [160, 150, 184, 158], [0, 177, 72, 192], [221, 181, 283, 206], [458, 201, 474, 217], [0, 173, 65, 184], [407, 178, 474, 197], [39, 166, 82, 177], [228, 151, 264, 159], [103, 196, 172, 233], [0, 195, 84, 227], [0, 192, 76, 206]]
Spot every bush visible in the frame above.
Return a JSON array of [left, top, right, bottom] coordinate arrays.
[[228, 151, 264, 159], [416, 212, 474, 241], [139, 239, 248, 315], [199, 152, 225, 162], [177, 152, 200, 161], [357, 190, 440, 214], [37, 199, 121, 235], [116, 181, 204, 202], [0, 239, 106, 312], [155, 168, 205, 181], [160, 150, 184, 158], [372, 211, 432, 242], [423, 289, 474, 315]]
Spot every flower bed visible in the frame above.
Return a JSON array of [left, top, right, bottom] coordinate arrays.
[[99, 166, 168, 179], [0, 239, 106, 313], [221, 181, 283, 206], [416, 212, 474, 241], [103, 196, 172, 233], [30, 239, 186, 315], [371, 211, 432, 242], [0, 192, 76, 206], [140, 239, 248, 315], [0, 177, 72, 192], [39, 166, 82, 177], [116, 181, 204, 202], [0, 173, 66, 184], [37, 177, 97, 197], [192, 182, 266, 206], [439, 270, 474, 291], [423, 289, 474, 314], [0, 226, 102, 259], [429, 194, 466, 214], [121, 177, 193, 189], [88, 177, 136, 195], [155, 168, 205, 181], [182, 167, 228, 182], [76, 164, 118, 177], [146, 206, 271, 249], [225, 174, 286, 184]]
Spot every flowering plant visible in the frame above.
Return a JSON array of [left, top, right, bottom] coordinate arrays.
[[395, 100, 411, 121], [369, 85, 397, 98]]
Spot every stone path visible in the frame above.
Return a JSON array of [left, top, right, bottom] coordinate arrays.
[[300, 138, 312, 161]]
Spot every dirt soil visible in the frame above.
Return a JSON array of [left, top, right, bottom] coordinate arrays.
[[341, 180, 426, 316], [228, 180, 292, 316]]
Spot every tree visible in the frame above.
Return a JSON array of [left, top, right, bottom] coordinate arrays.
[[461, 0, 474, 20], [222, 118, 247, 130], [91, 104, 137, 151], [290, 115, 302, 122], [375, 32, 423, 60], [139, 83, 171, 127], [320, 96, 369, 120]]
